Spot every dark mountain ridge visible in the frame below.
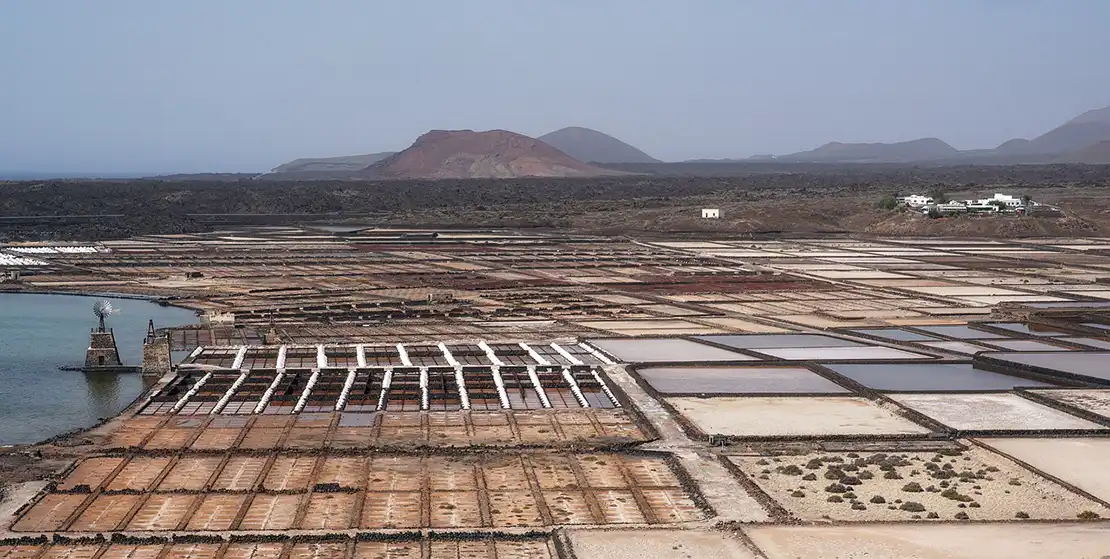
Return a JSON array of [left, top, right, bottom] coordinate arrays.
[[537, 127, 659, 163], [779, 138, 959, 163], [270, 152, 396, 173], [261, 105, 1110, 175], [708, 105, 1110, 165]]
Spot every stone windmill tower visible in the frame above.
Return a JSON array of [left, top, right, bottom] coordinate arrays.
[[85, 300, 123, 370], [142, 319, 172, 375]]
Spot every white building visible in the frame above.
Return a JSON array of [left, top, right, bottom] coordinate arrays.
[[965, 203, 1001, 214], [924, 203, 969, 216], [701, 209, 720, 219], [985, 193, 1024, 208], [901, 195, 934, 207], [965, 193, 1024, 208]]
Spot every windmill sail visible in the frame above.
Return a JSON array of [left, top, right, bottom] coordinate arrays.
[[92, 300, 117, 332]]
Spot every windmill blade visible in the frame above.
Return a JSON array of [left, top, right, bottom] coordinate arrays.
[[92, 300, 117, 318]]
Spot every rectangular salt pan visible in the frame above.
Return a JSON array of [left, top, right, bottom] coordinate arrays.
[[986, 340, 1070, 352], [589, 338, 754, 363], [849, 328, 941, 342], [666, 396, 930, 437], [1024, 303, 1110, 309], [915, 325, 1008, 340], [696, 334, 863, 349], [983, 438, 1110, 503], [981, 352, 1110, 382], [1063, 338, 1110, 350], [987, 323, 1067, 337], [636, 366, 849, 394], [1028, 389, 1110, 420], [889, 393, 1104, 431], [824, 363, 1056, 391], [919, 341, 995, 355], [755, 346, 931, 361]]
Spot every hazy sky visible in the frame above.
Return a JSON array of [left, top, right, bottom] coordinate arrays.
[[1, 0, 1108, 173]]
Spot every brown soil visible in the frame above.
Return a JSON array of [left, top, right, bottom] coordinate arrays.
[[0, 448, 76, 490], [364, 129, 622, 179], [864, 213, 1101, 237], [557, 188, 1110, 237]]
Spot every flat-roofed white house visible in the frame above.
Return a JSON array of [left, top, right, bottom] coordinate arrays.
[[982, 193, 1024, 208], [702, 209, 720, 219], [900, 195, 934, 207], [959, 194, 1025, 209]]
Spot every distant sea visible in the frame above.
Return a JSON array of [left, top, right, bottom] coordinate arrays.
[[0, 171, 150, 180], [0, 293, 196, 445]]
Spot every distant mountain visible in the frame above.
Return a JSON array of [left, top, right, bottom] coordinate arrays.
[[271, 152, 396, 173], [1069, 106, 1110, 125], [680, 155, 774, 163], [537, 127, 659, 163], [1054, 141, 1110, 164], [950, 105, 1110, 163], [780, 138, 959, 163], [717, 105, 1110, 166], [360, 129, 623, 179], [994, 138, 1033, 155], [1017, 106, 1110, 156]]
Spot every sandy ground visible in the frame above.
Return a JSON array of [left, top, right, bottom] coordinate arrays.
[[0, 449, 75, 486], [666, 397, 931, 437], [981, 438, 1110, 502], [729, 446, 1110, 521], [568, 529, 758, 559], [888, 393, 1104, 432], [746, 523, 1110, 559]]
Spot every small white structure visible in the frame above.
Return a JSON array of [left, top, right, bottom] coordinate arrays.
[[900, 195, 934, 207], [962, 193, 1023, 208], [924, 203, 969, 217], [701, 209, 720, 219], [965, 203, 1001, 214], [203, 311, 236, 326], [983, 193, 1024, 208]]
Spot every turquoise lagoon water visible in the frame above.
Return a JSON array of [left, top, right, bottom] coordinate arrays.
[[0, 293, 195, 444]]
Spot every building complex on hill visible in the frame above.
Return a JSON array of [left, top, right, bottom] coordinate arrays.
[[899, 193, 1036, 217]]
